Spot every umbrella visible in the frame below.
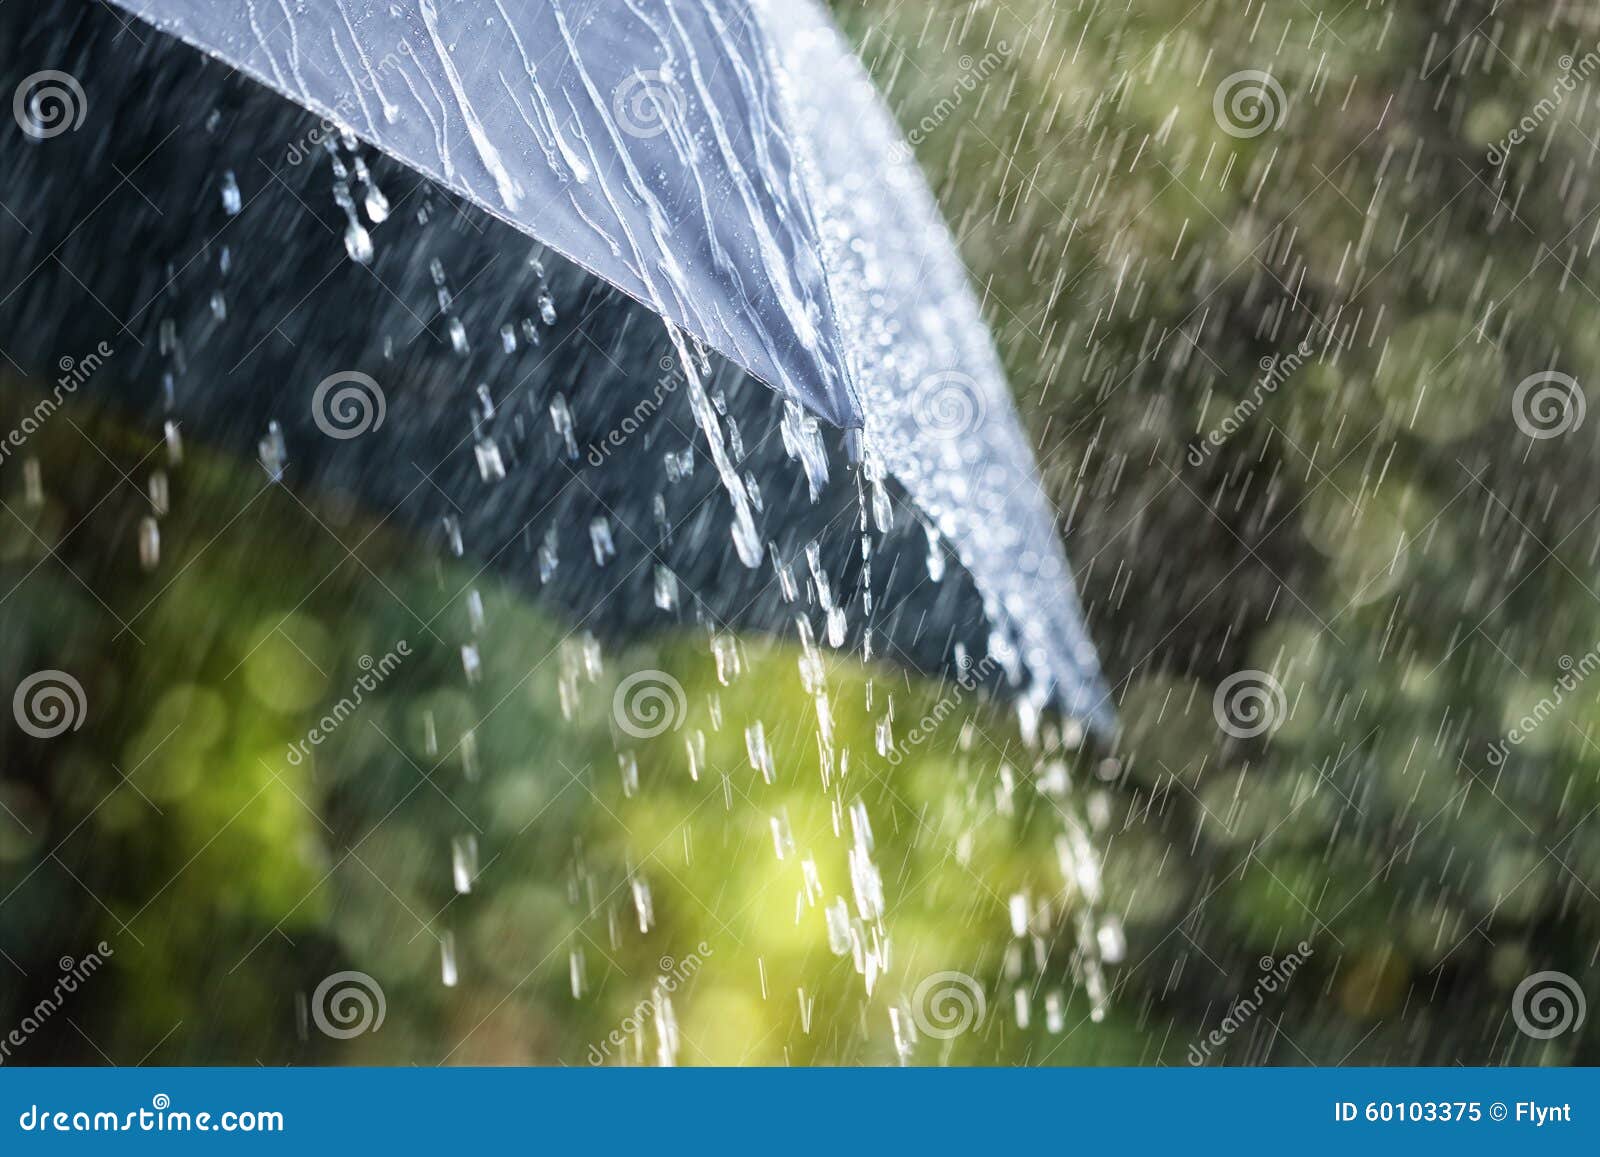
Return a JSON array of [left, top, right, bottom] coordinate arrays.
[[1, 0, 1109, 731]]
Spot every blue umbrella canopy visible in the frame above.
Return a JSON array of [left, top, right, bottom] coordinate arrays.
[[35, 0, 1109, 728]]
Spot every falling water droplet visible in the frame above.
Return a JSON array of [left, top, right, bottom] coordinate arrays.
[[257, 421, 287, 481], [588, 517, 615, 565], [825, 898, 851, 955], [138, 517, 160, 571], [219, 170, 241, 215], [549, 394, 578, 460], [745, 721, 773, 784], [147, 471, 169, 516], [440, 931, 459, 987], [538, 525, 559, 583], [630, 876, 655, 933], [473, 437, 506, 482], [460, 643, 482, 684], [653, 565, 678, 611], [450, 834, 478, 894], [441, 514, 464, 557], [344, 221, 374, 264]]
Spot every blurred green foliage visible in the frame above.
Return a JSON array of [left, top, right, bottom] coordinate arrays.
[[0, 394, 1131, 1065]]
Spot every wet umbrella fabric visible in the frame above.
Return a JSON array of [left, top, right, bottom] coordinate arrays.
[[6, 0, 1109, 728]]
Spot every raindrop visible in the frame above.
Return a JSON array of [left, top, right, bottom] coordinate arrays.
[[653, 565, 678, 611], [537, 525, 559, 583], [569, 948, 585, 999], [1096, 918, 1127, 964], [147, 471, 169, 516], [711, 635, 741, 685], [441, 514, 464, 557], [138, 517, 160, 571], [769, 809, 794, 860], [257, 420, 287, 481], [440, 931, 459, 987], [588, 517, 615, 565], [343, 220, 374, 265], [450, 834, 478, 894], [219, 170, 241, 215], [745, 721, 773, 784], [473, 437, 506, 482], [630, 876, 655, 933], [924, 523, 946, 582], [549, 394, 578, 460]]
